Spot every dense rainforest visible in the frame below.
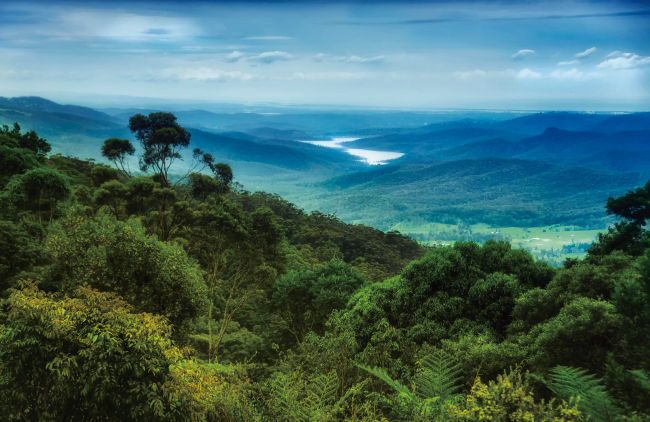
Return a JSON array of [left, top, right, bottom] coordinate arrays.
[[1, 114, 649, 422]]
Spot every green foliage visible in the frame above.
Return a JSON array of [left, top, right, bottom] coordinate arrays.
[[271, 261, 367, 344], [0, 280, 188, 422], [101, 137, 135, 177], [237, 191, 426, 281], [442, 369, 582, 422], [606, 180, 650, 225], [540, 366, 619, 422], [94, 179, 127, 218], [1, 122, 51, 157], [521, 298, 622, 374], [0, 222, 45, 292], [510, 252, 639, 335], [90, 164, 119, 187], [356, 349, 463, 421], [129, 112, 199, 187], [416, 349, 464, 403], [0, 133, 41, 183], [603, 249, 650, 417], [44, 210, 209, 344], [1, 167, 72, 223], [346, 240, 554, 347]]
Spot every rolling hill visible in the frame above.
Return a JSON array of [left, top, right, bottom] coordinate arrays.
[[315, 157, 648, 228]]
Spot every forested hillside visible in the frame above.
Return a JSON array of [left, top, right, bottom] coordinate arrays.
[[1, 113, 650, 421]]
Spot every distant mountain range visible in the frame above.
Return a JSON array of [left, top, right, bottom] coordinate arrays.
[[2, 95, 648, 227], [0, 96, 120, 123]]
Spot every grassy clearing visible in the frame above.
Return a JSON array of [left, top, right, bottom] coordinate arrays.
[[390, 222, 603, 264]]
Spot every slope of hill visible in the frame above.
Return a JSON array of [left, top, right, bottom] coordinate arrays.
[[316, 157, 647, 227], [580, 112, 650, 133], [574, 150, 650, 173], [0, 96, 119, 123], [188, 128, 363, 172], [430, 128, 650, 171], [0, 106, 129, 157], [246, 127, 317, 140], [345, 128, 524, 153], [489, 112, 611, 135]]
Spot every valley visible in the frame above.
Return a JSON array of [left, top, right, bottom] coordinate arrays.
[[2, 96, 649, 265]]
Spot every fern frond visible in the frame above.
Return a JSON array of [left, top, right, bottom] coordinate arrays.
[[546, 366, 620, 422], [416, 349, 463, 401], [629, 369, 650, 392], [355, 363, 415, 400], [303, 371, 339, 422]]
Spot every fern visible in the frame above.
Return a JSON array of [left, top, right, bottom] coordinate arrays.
[[303, 370, 340, 422], [545, 366, 620, 422], [416, 349, 463, 402], [629, 369, 650, 392], [355, 349, 462, 421], [355, 363, 414, 400]]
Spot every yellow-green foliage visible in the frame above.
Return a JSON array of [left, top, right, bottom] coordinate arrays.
[[166, 361, 261, 422], [442, 371, 581, 422], [44, 210, 208, 342], [0, 280, 182, 421]]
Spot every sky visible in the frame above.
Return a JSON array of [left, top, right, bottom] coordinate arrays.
[[1, 0, 649, 111]]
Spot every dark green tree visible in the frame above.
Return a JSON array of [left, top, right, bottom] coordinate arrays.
[[271, 261, 367, 345], [1, 122, 51, 158], [101, 137, 135, 178], [590, 179, 650, 258], [1, 167, 72, 224]]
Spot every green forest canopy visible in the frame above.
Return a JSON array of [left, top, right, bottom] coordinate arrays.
[[1, 116, 649, 421]]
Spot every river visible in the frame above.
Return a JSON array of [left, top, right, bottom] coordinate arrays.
[[302, 137, 404, 165]]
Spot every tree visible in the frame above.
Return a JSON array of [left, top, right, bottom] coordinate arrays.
[[185, 201, 285, 362], [1, 122, 51, 158], [90, 164, 119, 188], [101, 137, 135, 178], [271, 261, 367, 345], [606, 179, 650, 225], [44, 211, 209, 344], [603, 249, 650, 416], [0, 280, 191, 422], [1, 167, 72, 224], [589, 179, 650, 257]]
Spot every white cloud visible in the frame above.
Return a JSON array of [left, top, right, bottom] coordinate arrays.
[[575, 47, 597, 58], [452, 69, 520, 80], [516, 68, 541, 79], [347, 55, 385, 63], [511, 49, 536, 61], [161, 67, 261, 81], [248, 51, 294, 63], [558, 60, 579, 66], [244, 36, 292, 40], [597, 53, 650, 69], [225, 51, 245, 63], [606, 51, 624, 58], [315, 53, 384, 64], [290, 71, 371, 81], [453, 69, 487, 79]]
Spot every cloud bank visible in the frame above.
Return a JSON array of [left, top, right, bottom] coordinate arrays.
[[597, 52, 650, 69]]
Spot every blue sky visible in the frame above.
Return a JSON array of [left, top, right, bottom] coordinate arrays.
[[1, 0, 649, 110]]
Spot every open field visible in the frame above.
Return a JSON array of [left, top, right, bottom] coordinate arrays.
[[389, 222, 603, 263]]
